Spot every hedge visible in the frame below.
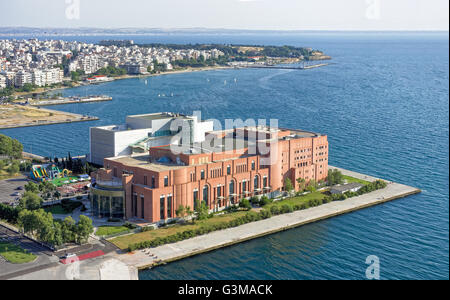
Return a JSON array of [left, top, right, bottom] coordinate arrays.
[[127, 180, 388, 251]]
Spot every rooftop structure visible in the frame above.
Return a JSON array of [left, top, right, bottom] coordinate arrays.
[[90, 115, 329, 224], [88, 112, 214, 166]]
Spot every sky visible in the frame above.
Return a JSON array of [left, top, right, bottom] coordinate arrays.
[[0, 0, 448, 31]]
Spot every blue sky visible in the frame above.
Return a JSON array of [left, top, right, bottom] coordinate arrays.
[[0, 0, 448, 30]]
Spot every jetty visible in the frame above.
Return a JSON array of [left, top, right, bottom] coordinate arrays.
[[116, 166, 420, 271], [27, 95, 112, 107]]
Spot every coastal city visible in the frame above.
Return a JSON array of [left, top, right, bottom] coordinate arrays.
[[0, 38, 228, 92], [0, 0, 448, 286]]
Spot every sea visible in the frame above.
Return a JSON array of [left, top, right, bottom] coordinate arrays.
[[0, 31, 448, 280]]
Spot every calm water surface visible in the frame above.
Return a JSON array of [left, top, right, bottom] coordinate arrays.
[[1, 32, 448, 279]]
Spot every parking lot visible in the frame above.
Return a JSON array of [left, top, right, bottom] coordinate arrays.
[[0, 175, 28, 205]]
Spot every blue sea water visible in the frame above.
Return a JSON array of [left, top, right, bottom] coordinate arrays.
[[1, 32, 448, 279]]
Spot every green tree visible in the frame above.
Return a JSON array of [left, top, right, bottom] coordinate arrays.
[[284, 178, 294, 194], [194, 200, 209, 221], [306, 180, 318, 193], [328, 169, 344, 186], [0, 134, 13, 157], [296, 178, 306, 192], [61, 216, 76, 243], [76, 215, 94, 244], [19, 192, 43, 210], [176, 205, 186, 218], [7, 161, 20, 176], [11, 139, 23, 159], [239, 199, 252, 210], [24, 182, 40, 194]]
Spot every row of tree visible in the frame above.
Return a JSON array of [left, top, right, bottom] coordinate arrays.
[[18, 210, 93, 246], [0, 134, 23, 159]]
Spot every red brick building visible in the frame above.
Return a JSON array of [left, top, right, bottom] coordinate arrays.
[[90, 126, 329, 223]]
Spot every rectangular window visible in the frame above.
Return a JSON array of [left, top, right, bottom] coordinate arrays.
[[201, 170, 205, 180], [140, 196, 145, 219], [252, 161, 255, 171], [263, 177, 268, 188], [160, 196, 165, 220], [164, 176, 169, 187], [144, 176, 148, 186], [152, 177, 155, 188], [113, 167, 117, 177], [133, 194, 137, 217], [167, 195, 172, 218]]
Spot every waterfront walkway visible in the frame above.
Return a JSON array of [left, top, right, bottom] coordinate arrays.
[[116, 167, 421, 270]]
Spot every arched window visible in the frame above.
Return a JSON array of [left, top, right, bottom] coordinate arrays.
[[229, 181, 235, 205], [203, 185, 209, 206], [227, 165, 231, 175]]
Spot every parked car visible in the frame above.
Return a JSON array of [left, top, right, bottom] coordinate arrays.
[[15, 186, 23, 191]]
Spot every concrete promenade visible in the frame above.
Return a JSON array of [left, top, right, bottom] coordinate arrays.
[[117, 166, 421, 271]]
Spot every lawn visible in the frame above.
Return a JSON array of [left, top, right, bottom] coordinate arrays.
[[43, 204, 68, 215], [264, 190, 328, 211], [342, 175, 371, 185], [43, 200, 82, 215], [0, 241, 37, 264], [110, 211, 248, 250], [51, 176, 80, 187], [95, 226, 131, 237]]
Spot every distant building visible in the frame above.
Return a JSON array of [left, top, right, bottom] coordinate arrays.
[[14, 70, 32, 87], [330, 183, 364, 195], [0, 75, 6, 89]]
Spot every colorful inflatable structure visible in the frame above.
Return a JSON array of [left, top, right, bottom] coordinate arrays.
[[30, 164, 72, 182]]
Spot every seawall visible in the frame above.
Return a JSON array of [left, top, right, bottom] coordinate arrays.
[[117, 166, 421, 271]]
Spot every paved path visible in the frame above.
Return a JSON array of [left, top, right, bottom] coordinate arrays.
[[116, 167, 420, 270]]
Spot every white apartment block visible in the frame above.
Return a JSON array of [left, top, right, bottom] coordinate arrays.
[[14, 70, 32, 87], [0, 75, 6, 89]]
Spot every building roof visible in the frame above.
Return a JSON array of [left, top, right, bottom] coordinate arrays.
[[331, 182, 364, 192]]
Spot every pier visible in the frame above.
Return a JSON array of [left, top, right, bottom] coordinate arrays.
[[27, 95, 112, 107], [239, 62, 333, 70]]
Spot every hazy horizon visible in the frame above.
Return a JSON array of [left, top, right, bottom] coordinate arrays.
[[0, 0, 448, 31]]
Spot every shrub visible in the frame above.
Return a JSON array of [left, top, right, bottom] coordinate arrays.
[[250, 196, 260, 206], [281, 204, 293, 214], [270, 206, 280, 215], [259, 196, 272, 207], [259, 209, 272, 219], [239, 199, 252, 210]]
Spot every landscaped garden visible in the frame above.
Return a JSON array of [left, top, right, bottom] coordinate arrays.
[[112, 171, 387, 252], [0, 241, 37, 264]]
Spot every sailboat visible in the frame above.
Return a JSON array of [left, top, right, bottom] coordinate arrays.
[[224, 80, 227, 85]]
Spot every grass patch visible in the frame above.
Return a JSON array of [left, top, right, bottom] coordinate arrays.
[[43, 200, 82, 215], [265, 191, 328, 210], [342, 175, 371, 185], [51, 176, 80, 187], [111, 211, 248, 250], [43, 205, 67, 215], [96, 226, 131, 237], [0, 241, 37, 264]]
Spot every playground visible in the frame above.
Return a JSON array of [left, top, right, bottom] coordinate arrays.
[[29, 164, 91, 196]]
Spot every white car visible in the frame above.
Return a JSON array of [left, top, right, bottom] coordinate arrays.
[[62, 253, 77, 259]]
